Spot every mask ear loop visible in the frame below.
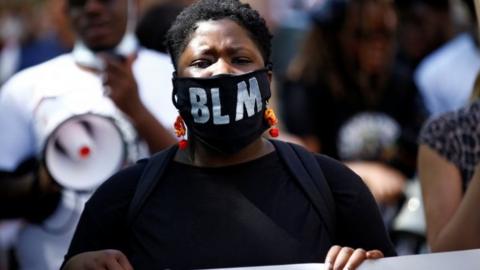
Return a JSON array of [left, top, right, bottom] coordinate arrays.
[[266, 62, 273, 71], [171, 85, 178, 108]]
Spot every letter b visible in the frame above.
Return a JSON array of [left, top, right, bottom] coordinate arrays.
[[189, 88, 209, 123]]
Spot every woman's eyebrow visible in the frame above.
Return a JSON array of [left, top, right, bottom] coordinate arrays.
[[193, 47, 217, 56], [224, 46, 254, 55], [193, 46, 252, 57]]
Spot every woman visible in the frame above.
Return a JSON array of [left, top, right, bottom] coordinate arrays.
[[62, 1, 395, 269], [418, 72, 480, 251]]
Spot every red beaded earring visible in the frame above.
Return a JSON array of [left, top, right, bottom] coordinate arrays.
[[174, 115, 188, 150], [264, 108, 279, 138]]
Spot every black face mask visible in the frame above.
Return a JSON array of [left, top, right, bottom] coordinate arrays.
[[172, 69, 271, 154]]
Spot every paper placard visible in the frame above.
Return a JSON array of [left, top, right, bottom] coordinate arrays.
[[205, 249, 480, 270], [202, 263, 325, 270], [358, 249, 480, 270]]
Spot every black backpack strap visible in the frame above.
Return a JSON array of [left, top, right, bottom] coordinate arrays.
[[127, 146, 178, 227], [270, 139, 336, 241]]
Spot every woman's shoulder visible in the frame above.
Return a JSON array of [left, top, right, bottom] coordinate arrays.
[[419, 101, 480, 153], [87, 161, 148, 208], [313, 154, 370, 197], [314, 154, 361, 181], [313, 153, 396, 255]]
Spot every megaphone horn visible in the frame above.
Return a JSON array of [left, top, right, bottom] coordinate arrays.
[[44, 114, 127, 191]]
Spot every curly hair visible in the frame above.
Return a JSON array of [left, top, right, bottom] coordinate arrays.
[[165, 0, 272, 69]]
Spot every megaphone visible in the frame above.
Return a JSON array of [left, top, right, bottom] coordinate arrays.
[[391, 178, 428, 254], [393, 178, 426, 236], [33, 91, 140, 191]]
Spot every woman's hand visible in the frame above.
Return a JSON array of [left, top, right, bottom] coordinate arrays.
[[325, 245, 384, 270], [63, 250, 133, 270]]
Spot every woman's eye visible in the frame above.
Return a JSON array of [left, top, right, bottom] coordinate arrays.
[[233, 58, 252, 65], [191, 59, 211, 69]]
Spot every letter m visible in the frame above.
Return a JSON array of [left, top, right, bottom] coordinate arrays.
[[235, 78, 262, 121]]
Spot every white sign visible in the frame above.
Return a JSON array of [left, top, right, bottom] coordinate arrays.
[[358, 249, 480, 270], [204, 249, 480, 270], [203, 263, 325, 270]]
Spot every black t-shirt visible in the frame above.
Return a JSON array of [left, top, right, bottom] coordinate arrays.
[[65, 150, 395, 269]]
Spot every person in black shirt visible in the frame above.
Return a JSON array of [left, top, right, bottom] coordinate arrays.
[[62, 1, 396, 269], [282, 0, 427, 204]]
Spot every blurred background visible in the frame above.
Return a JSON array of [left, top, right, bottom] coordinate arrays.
[[1, 0, 479, 269]]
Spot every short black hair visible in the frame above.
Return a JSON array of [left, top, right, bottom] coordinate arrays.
[[165, 0, 272, 69]]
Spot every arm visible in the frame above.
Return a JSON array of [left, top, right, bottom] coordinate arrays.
[[346, 161, 406, 204], [101, 54, 176, 153], [62, 162, 143, 269], [63, 250, 133, 270], [418, 144, 480, 251], [317, 155, 396, 269], [0, 74, 60, 220], [0, 161, 60, 221], [63, 195, 127, 264]]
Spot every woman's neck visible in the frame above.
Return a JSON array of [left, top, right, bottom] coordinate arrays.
[[174, 137, 274, 167]]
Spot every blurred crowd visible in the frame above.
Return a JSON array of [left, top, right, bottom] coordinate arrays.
[[1, 0, 480, 269]]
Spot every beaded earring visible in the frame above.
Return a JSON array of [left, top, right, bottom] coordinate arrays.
[[174, 115, 188, 150], [264, 108, 279, 138]]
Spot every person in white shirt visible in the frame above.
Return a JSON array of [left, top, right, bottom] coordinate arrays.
[[0, 0, 177, 269]]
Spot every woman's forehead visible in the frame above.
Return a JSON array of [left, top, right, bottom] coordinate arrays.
[[185, 19, 259, 52]]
